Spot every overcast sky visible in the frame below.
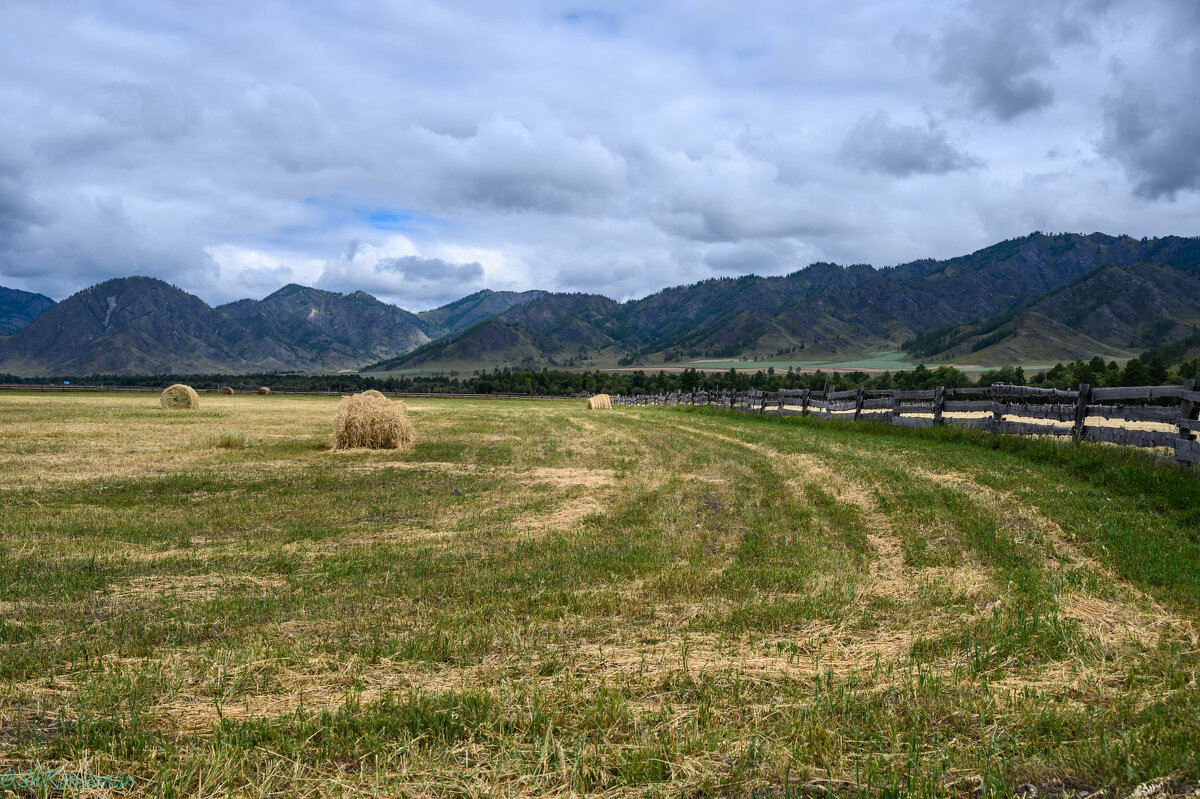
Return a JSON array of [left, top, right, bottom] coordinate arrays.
[[1, 1, 1198, 310]]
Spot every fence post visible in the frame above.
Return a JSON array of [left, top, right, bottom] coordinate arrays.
[[853, 386, 864, 421], [891, 390, 901, 424], [933, 385, 945, 425], [1180, 379, 1197, 438], [992, 384, 1006, 431], [1072, 383, 1091, 443], [801, 388, 810, 416]]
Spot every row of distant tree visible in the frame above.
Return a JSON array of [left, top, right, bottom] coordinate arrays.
[[3, 350, 1196, 397]]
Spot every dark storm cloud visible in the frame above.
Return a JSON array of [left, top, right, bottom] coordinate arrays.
[[0, 151, 47, 236], [913, 0, 1117, 121], [840, 112, 982, 177], [927, 10, 1055, 119], [1099, 3, 1200, 199]]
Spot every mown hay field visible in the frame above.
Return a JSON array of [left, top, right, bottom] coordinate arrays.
[[1, 392, 1199, 798]]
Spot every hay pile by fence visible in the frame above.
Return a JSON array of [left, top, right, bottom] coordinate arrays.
[[587, 393, 612, 410], [218, 386, 234, 395], [333, 392, 414, 450], [160, 384, 200, 410], [257, 387, 271, 395]]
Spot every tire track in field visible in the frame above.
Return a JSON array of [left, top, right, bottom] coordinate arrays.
[[650, 416, 914, 605]]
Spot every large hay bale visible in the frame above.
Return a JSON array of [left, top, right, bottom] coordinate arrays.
[[257, 386, 272, 395], [218, 386, 234, 395], [361, 389, 407, 413], [586, 393, 611, 410], [333, 392, 414, 450], [160, 384, 200, 410]]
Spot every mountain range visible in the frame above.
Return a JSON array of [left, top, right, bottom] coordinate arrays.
[[374, 232, 1200, 372], [2, 232, 1198, 376], [0, 278, 540, 375]]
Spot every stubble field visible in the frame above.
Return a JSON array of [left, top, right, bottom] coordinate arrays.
[[1, 392, 1198, 798]]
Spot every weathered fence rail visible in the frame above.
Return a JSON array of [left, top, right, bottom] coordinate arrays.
[[614, 379, 1200, 469]]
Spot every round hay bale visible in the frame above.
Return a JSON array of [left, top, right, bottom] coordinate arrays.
[[333, 392, 414, 450], [218, 386, 234, 395], [257, 386, 272, 395], [160, 384, 200, 410], [360, 389, 407, 413], [586, 393, 611, 410]]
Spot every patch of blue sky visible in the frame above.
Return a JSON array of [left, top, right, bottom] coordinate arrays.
[[294, 197, 444, 232]]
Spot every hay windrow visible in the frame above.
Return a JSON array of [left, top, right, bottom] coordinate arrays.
[[218, 386, 234, 395], [257, 386, 272, 395], [160, 384, 200, 410], [586, 393, 612, 410], [332, 392, 415, 450]]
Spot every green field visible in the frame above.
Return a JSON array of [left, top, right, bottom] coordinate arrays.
[[684, 351, 1063, 374], [1, 393, 1198, 797], [365, 351, 1068, 378]]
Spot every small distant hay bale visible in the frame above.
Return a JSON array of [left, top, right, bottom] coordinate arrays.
[[333, 392, 414, 450], [257, 386, 272, 395], [160, 384, 200, 410], [218, 386, 234, 395], [586, 393, 612, 410]]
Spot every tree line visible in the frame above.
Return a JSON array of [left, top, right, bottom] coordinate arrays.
[[3, 349, 1196, 397]]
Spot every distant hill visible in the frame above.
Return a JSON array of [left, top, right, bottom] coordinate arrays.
[[911, 259, 1200, 364], [219, 284, 429, 371], [0, 277, 429, 376], [374, 293, 621, 371], [373, 232, 1200, 371], [414, 289, 547, 339], [0, 286, 55, 335]]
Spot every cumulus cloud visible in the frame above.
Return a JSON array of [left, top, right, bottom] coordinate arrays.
[[841, 111, 982, 176], [410, 116, 626, 212], [316, 236, 490, 307]]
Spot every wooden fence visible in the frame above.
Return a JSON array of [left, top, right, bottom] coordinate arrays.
[[614, 379, 1200, 469]]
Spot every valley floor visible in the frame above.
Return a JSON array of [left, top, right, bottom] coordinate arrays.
[[0, 393, 1198, 797]]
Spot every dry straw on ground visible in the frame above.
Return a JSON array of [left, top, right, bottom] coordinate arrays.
[[361, 389, 410, 413], [218, 386, 234, 395], [160, 384, 200, 410], [587, 393, 612, 410], [257, 386, 272, 395], [361, 389, 408, 413], [333, 392, 414, 450]]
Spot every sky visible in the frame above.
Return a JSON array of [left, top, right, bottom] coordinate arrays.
[[1, 0, 1198, 310]]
